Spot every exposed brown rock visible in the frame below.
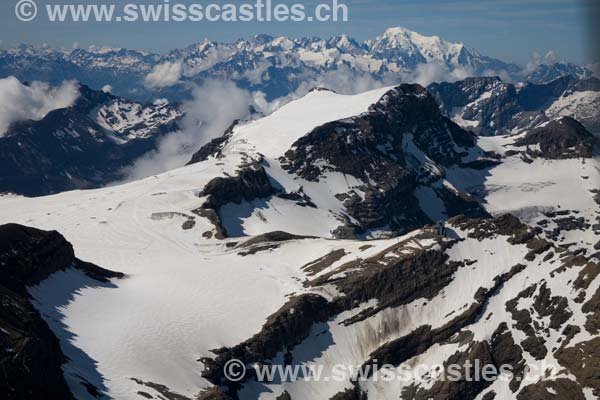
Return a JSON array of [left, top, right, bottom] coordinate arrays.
[[517, 378, 587, 400], [513, 117, 599, 160], [197, 387, 234, 400]]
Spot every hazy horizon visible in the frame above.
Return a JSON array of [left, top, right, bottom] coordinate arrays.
[[0, 0, 598, 66]]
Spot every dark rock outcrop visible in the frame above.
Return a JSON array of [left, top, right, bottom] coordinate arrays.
[[198, 387, 234, 400], [198, 214, 597, 400], [513, 117, 599, 159], [201, 294, 331, 395], [0, 85, 181, 196], [428, 75, 600, 136], [280, 84, 486, 236], [329, 387, 368, 400], [196, 162, 279, 238], [0, 223, 123, 400], [200, 162, 278, 210], [187, 121, 238, 165]]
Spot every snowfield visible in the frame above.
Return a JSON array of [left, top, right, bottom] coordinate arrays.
[[0, 87, 396, 398], [0, 84, 598, 400], [224, 87, 393, 159], [2, 157, 395, 398]]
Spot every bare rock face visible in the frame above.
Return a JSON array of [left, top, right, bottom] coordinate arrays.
[[0, 224, 76, 291], [429, 77, 527, 136], [428, 75, 600, 136], [187, 121, 238, 165], [198, 387, 235, 400], [196, 162, 279, 238], [198, 214, 600, 400], [200, 162, 278, 210], [0, 224, 76, 400], [201, 293, 331, 394], [0, 224, 123, 400], [329, 387, 368, 400], [0, 85, 182, 197], [279, 84, 486, 237], [513, 116, 599, 159]]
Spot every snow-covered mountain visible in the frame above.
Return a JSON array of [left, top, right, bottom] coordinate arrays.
[[429, 75, 600, 136], [0, 28, 591, 102], [0, 83, 182, 196], [0, 83, 598, 400]]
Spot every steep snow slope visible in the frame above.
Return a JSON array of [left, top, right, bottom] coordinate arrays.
[[0, 87, 400, 397], [546, 90, 600, 134], [224, 87, 393, 159], [195, 213, 599, 400], [191, 84, 488, 239]]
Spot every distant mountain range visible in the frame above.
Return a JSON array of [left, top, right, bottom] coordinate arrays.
[[0, 27, 593, 102]]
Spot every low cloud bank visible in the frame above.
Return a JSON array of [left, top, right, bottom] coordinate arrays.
[[0, 77, 79, 136], [121, 80, 253, 181], [399, 64, 472, 86], [144, 61, 183, 89], [524, 51, 558, 76]]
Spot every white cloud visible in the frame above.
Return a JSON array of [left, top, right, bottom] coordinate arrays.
[[153, 98, 169, 106], [253, 65, 392, 116], [0, 77, 80, 136], [120, 73, 385, 182], [117, 60, 519, 182], [121, 80, 254, 181], [101, 84, 113, 93], [144, 61, 183, 89], [298, 65, 387, 95], [524, 51, 559, 75], [399, 63, 473, 86]]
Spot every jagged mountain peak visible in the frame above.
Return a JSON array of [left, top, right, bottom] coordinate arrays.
[[0, 82, 182, 196], [188, 83, 484, 238], [379, 26, 432, 41], [367, 26, 478, 71], [513, 116, 599, 159], [428, 74, 600, 135], [327, 33, 362, 50]]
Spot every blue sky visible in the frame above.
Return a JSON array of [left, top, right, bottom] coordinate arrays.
[[0, 0, 597, 65]]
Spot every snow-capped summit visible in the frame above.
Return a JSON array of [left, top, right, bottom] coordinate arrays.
[[1, 27, 581, 102], [327, 34, 363, 52], [371, 27, 458, 67]]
